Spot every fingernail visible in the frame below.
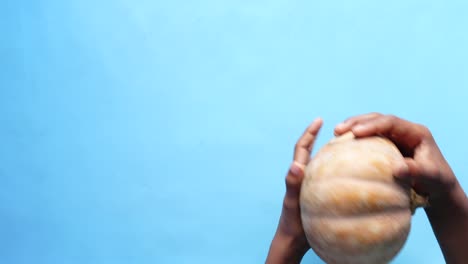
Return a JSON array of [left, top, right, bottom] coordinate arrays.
[[335, 123, 347, 129], [353, 124, 366, 132], [310, 117, 323, 128]]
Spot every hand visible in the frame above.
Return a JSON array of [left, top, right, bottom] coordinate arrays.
[[266, 118, 323, 264], [334, 113, 468, 264], [334, 113, 457, 203]]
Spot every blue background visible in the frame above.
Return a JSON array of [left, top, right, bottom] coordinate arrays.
[[2, 0, 467, 263]]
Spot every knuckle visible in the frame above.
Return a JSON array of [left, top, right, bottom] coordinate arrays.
[[425, 164, 440, 178], [369, 112, 382, 117], [285, 173, 301, 187], [430, 168, 441, 178], [421, 125, 431, 135], [294, 142, 301, 151], [417, 124, 433, 138], [384, 114, 397, 122], [282, 197, 298, 211], [285, 176, 294, 189]]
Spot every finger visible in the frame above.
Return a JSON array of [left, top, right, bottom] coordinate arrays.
[[285, 118, 323, 202], [393, 158, 428, 196], [393, 157, 440, 195], [293, 117, 323, 165], [285, 161, 306, 202], [350, 115, 427, 150], [334, 112, 381, 135], [394, 158, 420, 182]]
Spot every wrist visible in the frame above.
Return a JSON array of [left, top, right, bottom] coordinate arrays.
[[425, 181, 468, 218], [266, 233, 309, 264]]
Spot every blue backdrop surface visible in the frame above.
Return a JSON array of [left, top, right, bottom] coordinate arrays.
[[1, 1, 467, 263]]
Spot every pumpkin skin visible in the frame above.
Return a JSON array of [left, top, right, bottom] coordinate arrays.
[[300, 132, 415, 264]]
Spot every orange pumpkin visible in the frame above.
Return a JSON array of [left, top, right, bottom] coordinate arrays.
[[300, 132, 427, 264]]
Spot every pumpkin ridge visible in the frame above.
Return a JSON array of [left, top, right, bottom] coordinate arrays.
[[304, 174, 408, 187], [301, 205, 410, 219], [302, 210, 411, 263], [301, 177, 410, 216]]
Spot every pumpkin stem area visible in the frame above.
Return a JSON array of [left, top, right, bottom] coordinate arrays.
[[410, 189, 430, 214]]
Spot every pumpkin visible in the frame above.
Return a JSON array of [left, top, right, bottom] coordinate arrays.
[[300, 132, 427, 264]]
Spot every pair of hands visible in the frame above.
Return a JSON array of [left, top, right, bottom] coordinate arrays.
[[266, 113, 464, 264]]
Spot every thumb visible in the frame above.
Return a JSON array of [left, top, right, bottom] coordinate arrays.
[[284, 161, 306, 207], [394, 158, 434, 196], [393, 158, 421, 186]]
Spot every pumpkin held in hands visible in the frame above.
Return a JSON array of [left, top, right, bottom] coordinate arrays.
[[300, 132, 427, 264]]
